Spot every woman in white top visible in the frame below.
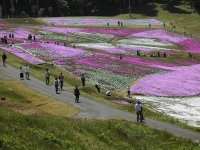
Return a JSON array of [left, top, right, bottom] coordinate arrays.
[[19, 66, 24, 80], [24, 64, 30, 80]]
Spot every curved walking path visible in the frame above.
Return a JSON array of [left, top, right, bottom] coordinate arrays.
[[0, 64, 200, 142]]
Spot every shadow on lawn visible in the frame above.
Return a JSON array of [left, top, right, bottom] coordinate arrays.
[[161, 4, 191, 14], [91, 3, 158, 17]]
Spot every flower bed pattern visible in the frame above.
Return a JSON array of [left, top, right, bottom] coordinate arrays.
[[55, 53, 166, 91], [42, 18, 163, 26], [19, 43, 87, 60], [1, 46, 44, 64]]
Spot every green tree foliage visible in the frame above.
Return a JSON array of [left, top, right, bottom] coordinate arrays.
[[0, 0, 199, 17]]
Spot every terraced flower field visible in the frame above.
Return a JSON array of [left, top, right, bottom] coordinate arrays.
[[1, 18, 200, 127]]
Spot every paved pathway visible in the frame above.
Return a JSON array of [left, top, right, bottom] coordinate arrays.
[[0, 64, 200, 142]]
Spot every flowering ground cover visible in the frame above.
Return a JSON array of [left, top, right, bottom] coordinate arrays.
[[19, 43, 87, 60], [0, 28, 40, 43], [0, 46, 45, 64], [131, 29, 200, 53], [131, 64, 200, 97], [1, 26, 200, 97], [0, 23, 6, 29], [42, 18, 163, 26], [55, 53, 167, 91], [111, 100, 132, 105]]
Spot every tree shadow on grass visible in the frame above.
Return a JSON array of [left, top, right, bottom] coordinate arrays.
[[131, 3, 159, 17], [161, 4, 192, 14], [90, 3, 158, 17]]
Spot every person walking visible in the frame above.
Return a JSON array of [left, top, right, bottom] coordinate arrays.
[[19, 66, 24, 80], [135, 100, 143, 122], [24, 64, 30, 80], [74, 85, 80, 103], [45, 69, 50, 85], [97, 81, 101, 93], [127, 86, 131, 98], [58, 72, 64, 90], [54, 77, 59, 94], [81, 74, 86, 87], [2, 52, 7, 67]]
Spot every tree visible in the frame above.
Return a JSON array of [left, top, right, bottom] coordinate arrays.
[[31, 5, 37, 17], [48, 7, 52, 16], [39, 8, 45, 17], [10, 6, 15, 15]]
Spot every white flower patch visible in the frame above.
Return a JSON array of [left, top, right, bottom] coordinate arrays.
[[133, 95, 200, 127], [69, 31, 115, 42], [118, 38, 173, 46], [117, 44, 173, 51], [75, 43, 115, 48]]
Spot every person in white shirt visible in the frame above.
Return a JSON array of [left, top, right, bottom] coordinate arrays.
[[127, 86, 130, 98], [24, 64, 30, 80], [135, 101, 143, 122]]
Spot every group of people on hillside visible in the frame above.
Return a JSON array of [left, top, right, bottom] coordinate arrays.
[[1, 36, 8, 45], [28, 34, 36, 42]]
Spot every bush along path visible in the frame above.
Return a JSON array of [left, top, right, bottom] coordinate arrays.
[[0, 64, 200, 142]]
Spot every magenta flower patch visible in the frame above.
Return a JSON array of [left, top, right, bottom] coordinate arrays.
[[1, 46, 45, 64], [131, 64, 200, 97], [20, 43, 86, 60], [42, 18, 163, 26], [111, 100, 132, 105]]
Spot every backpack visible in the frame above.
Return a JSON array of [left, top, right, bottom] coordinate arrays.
[[95, 84, 98, 88], [55, 80, 58, 85], [74, 88, 80, 95]]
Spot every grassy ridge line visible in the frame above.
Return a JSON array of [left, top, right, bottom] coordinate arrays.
[[0, 105, 199, 149]]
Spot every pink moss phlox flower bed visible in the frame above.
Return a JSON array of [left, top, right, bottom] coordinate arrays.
[[0, 23, 6, 29], [131, 29, 187, 43], [73, 53, 166, 73], [20, 43, 86, 60], [1, 46, 45, 64], [131, 64, 200, 97], [131, 29, 200, 53], [111, 100, 132, 105], [43, 18, 163, 26], [0, 28, 40, 42], [178, 39, 200, 54]]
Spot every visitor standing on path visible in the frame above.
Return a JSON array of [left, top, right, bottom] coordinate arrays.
[[58, 72, 64, 90], [135, 100, 143, 122], [2, 52, 7, 67], [45, 69, 50, 85], [81, 74, 86, 87], [24, 64, 30, 80], [54, 77, 59, 94], [127, 86, 131, 98], [74, 85, 80, 103], [19, 66, 24, 80]]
